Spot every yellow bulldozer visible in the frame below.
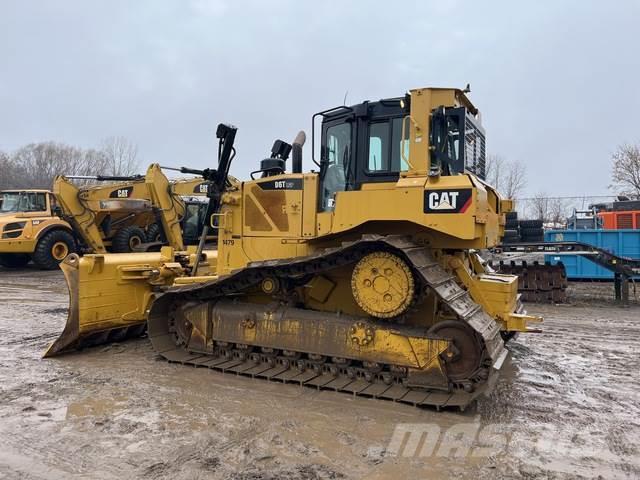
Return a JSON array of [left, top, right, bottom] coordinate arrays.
[[46, 87, 542, 410]]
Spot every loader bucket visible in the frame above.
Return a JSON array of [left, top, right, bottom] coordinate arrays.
[[44, 252, 166, 357]]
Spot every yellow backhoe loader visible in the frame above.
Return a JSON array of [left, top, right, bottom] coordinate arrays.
[[46, 87, 542, 410]]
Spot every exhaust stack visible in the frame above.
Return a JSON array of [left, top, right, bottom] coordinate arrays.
[[291, 130, 306, 174]]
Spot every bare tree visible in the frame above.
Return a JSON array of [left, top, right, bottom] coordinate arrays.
[[548, 197, 569, 226], [530, 192, 551, 221], [502, 160, 527, 199], [3, 142, 122, 190], [11, 142, 79, 188], [485, 154, 527, 198], [0, 151, 14, 189], [610, 143, 640, 198], [100, 136, 139, 176], [485, 154, 505, 189]]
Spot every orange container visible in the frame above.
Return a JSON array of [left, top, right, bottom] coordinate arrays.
[[597, 211, 640, 229]]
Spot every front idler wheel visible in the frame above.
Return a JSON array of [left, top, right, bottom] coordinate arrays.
[[428, 320, 483, 384]]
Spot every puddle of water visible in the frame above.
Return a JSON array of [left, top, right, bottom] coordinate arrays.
[[66, 395, 129, 419]]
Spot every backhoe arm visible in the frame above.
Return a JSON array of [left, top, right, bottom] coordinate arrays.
[[53, 176, 107, 254], [145, 164, 186, 251]]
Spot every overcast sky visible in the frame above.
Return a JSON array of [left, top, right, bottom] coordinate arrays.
[[1, 0, 638, 197]]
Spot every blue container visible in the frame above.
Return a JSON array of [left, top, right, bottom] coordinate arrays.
[[544, 229, 640, 280]]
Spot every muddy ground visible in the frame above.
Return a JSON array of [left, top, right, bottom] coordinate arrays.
[[0, 267, 638, 479]]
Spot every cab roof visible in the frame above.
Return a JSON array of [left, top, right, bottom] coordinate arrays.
[[320, 86, 477, 120]]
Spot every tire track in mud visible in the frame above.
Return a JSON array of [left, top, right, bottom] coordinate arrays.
[[1, 268, 640, 479], [482, 303, 640, 478]]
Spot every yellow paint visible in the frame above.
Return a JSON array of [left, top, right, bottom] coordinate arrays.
[[0, 190, 72, 253], [351, 251, 414, 318], [48, 86, 537, 362], [54, 164, 206, 253]]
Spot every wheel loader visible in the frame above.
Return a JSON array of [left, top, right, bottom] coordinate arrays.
[[45, 87, 542, 410]]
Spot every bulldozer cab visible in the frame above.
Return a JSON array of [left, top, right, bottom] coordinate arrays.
[[318, 99, 409, 212], [316, 88, 486, 211]]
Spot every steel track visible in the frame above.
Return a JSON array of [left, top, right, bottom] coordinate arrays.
[[148, 235, 508, 410]]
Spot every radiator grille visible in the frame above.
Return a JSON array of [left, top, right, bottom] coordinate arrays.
[[464, 115, 486, 180], [2, 222, 25, 239], [617, 213, 633, 229]]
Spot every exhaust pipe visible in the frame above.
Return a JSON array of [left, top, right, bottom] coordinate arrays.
[[291, 131, 306, 174]]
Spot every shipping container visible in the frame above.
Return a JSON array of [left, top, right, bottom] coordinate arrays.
[[544, 229, 640, 280], [597, 211, 640, 229]]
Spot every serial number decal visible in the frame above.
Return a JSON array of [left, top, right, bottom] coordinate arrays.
[[222, 239, 235, 246], [257, 178, 303, 191], [423, 189, 473, 214]]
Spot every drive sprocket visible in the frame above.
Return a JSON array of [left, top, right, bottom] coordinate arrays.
[[351, 251, 415, 318]]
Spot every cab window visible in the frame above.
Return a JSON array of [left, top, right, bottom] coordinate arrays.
[[391, 117, 410, 171], [0, 192, 47, 212], [321, 122, 351, 210], [326, 123, 351, 166], [367, 117, 409, 173], [30, 193, 47, 211]]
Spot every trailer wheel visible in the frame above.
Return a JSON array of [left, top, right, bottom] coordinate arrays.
[[32, 230, 76, 270], [0, 253, 31, 269], [112, 226, 147, 253]]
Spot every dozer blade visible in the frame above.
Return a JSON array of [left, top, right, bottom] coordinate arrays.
[[44, 253, 165, 357]]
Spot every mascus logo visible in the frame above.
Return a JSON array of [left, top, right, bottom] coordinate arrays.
[[424, 189, 472, 214]]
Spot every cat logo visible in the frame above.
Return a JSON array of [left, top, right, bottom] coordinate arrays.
[[109, 186, 134, 198], [423, 189, 473, 214], [194, 183, 208, 194]]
